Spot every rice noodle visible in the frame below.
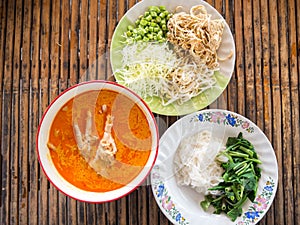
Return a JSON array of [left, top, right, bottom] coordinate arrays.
[[167, 5, 225, 70], [173, 130, 224, 194]]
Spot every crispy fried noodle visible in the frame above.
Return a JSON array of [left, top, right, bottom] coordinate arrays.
[[167, 5, 225, 70]]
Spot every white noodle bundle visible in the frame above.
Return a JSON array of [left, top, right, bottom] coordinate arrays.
[[173, 130, 224, 194]]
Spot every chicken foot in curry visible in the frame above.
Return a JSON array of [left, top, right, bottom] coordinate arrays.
[[74, 110, 118, 173], [73, 109, 142, 185]]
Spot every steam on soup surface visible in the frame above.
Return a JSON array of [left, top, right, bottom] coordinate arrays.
[[47, 89, 152, 192]]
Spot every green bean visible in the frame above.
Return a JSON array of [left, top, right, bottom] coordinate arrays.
[[150, 11, 157, 17], [123, 5, 173, 44], [144, 11, 150, 17], [138, 29, 146, 36], [148, 26, 154, 32], [145, 15, 152, 21], [150, 22, 156, 27], [140, 19, 148, 26], [160, 19, 166, 24], [149, 6, 160, 12], [127, 25, 134, 31], [126, 31, 132, 37], [159, 12, 166, 18], [159, 5, 166, 11], [147, 33, 153, 39], [135, 35, 142, 41], [143, 36, 149, 42], [153, 27, 160, 33]]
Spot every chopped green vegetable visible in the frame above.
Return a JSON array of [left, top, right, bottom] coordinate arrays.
[[200, 132, 261, 222], [123, 5, 173, 44]]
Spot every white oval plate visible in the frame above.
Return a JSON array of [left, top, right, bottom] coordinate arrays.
[[110, 0, 235, 116], [151, 109, 278, 225]]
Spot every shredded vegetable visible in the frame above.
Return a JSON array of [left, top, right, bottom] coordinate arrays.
[[114, 42, 218, 106]]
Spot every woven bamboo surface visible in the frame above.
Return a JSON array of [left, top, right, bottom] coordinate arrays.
[[0, 0, 299, 224]]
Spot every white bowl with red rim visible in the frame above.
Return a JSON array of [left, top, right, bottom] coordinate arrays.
[[36, 80, 159, 203]]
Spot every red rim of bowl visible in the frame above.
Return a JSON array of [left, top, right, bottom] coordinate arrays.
[[36, 80, 159, 203]]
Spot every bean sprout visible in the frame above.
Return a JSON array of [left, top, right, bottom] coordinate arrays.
[[114, 42, 218, 106]]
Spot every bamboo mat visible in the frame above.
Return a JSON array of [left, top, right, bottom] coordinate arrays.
[[0, 0, 299, 224]]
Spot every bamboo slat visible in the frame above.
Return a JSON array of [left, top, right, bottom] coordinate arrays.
[[278, 0, 294, 224], [19, 0, 32, 223], [95, 204, 106, 224], [48, 0, 60, 223], [58, 193, 67, 225], [10, 0, 22, 224], [39, 1, 51, 225], [79, 0, 88, 82], [88, 0, 98, 80], [224, 0, 236, 112], [69, 0, 80, 86], [116, 195, 127, 225], [138, 184, 149, 225], [106, 198, 117, 225], [252, 0, 264, 129], [0, 0, 6, 92], [260, 0, 272, 141], [68, 1, 80, 224], [60, 0, 70, 88], [0, 10, 4, 196], [210, 0, 227, 110], [148, 185, 159, 225], [28, 0, 41, 224], [106, 0, 117, 78], [291, 1, 300, 224], [1, 0, 15, 224], [268, 1, 284, 225], [243, 0, 256, 121], [97, 0, 107, 81], [49, 0, 60, 99], [260, 1, 274, 224], [234, 0, 245, 115]]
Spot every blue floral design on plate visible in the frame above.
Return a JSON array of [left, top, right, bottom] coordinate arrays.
[[245, 211, 260, 220], [152, 166, 189, 225], [198, 113, 204, 122], [191, 111, 255, 133], [176, 213, 182, 222], [236, 177, 276, 225], [157, 184, 164, 198], [226, 113, 236, 126]]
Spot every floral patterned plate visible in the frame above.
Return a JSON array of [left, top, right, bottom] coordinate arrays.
[[151, 109, 278, 225]]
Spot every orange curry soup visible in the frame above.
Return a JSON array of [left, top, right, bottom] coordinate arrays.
[[48, 89, 152, 192]]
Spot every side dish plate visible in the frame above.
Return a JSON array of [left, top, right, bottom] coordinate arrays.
[[150, 109, 278, 224], [110, 0, 236, 116]]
